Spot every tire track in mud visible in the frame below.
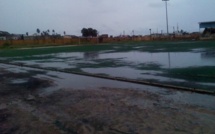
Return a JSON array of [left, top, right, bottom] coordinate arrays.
[[0, 61, 214, 95]]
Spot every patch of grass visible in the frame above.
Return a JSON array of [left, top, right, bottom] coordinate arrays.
[[64, 68, 83, 73], [135, 62, 162, 70], [75, 58, 129, 68], [1, 40, 215, 58], [1, 42, 11, 48], [9, 55, 55, 61], [162, 66, 215, 83], [161, 81, 215, 91]]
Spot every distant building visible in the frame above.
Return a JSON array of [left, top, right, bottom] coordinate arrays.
[[24, 36, 35, 40], [9, 34, 24, 40], [199, 21, 215, 38], [0, 36, 6, 40], [100, 34, 109, 38], [32, 33, 38, 36], [63, 35, 78, 39], [0, 31, 10, 40], [199, 21, 215, 29], [63, 35, 72, 39], [0, 31, 10, 36]]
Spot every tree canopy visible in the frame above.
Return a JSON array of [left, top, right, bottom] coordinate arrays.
[[36, 28, 40, 34], [81, 28, 98, 37]]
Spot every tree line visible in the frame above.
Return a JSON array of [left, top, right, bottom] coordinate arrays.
[[25, 28, 98, 37], [81, 28, 98, 37]]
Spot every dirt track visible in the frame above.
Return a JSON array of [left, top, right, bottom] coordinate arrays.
[[0, 65, 215, 134]]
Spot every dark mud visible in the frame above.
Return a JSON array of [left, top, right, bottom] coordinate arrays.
[[0, 66, 215, 134]]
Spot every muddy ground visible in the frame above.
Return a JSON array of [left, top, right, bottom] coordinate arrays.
[[0, 65, 215, 134]]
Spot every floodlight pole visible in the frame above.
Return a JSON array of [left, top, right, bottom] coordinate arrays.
[[162, 0, 169, 36], [162, 0, 170, 68]]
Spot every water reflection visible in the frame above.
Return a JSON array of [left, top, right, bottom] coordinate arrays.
[[201, 51, 215, 59], [99, 52, 215, 68], [8, 51, 215, 69], [168, 52, 171, 68], [84, 52, 99, 59], [8, 51, 215, 90], [82, 67, 185, 83]]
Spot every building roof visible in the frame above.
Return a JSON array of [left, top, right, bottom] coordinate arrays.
[[199, 21, 215, 24], [199, 21, 215, 28]]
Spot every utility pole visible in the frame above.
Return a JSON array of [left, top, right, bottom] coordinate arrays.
[[162, 0, 169, 36]]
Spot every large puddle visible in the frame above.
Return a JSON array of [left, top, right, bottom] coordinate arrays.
[[9, 51, 215, 69], [2, 49, 215, 90], [11, 51, 215, 68], [0, 42, 215, 89]]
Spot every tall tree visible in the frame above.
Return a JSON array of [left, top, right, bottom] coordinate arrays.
[[81, 28, 98, 37], [64, 31, 66, 35], [81, 28, 88, 37], [47, 29, 50, 35], [92, 29, 98, 37], [26, 32, 28, 36]]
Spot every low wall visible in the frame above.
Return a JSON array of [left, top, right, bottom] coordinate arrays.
[[0, 38, 81, 46], [0, 35, 202, 47]]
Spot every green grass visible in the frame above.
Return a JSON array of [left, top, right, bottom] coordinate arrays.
[[162, 66, 215, 83], [135, 62, 162, 70], [0, 40, 215, 58]]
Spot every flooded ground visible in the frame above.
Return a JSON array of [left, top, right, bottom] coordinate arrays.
[[1, 41, 215, 91], [0, 63, 215, 133], [0, 41, 215, 133]]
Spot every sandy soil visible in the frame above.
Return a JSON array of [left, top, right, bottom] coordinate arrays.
[[0, 66, 215, 134]]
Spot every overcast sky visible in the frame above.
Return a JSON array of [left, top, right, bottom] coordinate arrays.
[[0, 0, 215, 36]]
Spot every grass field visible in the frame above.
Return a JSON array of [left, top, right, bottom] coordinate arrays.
[[0, 40, 215, 91]]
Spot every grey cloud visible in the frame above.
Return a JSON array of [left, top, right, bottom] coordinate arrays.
[[0, 0, 215, 35], [149, 3, 164, 8]]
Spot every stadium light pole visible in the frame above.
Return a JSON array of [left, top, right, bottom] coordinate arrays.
[[162, 0, 169, 36], [162, 0, 171, 68], [149, 29, 152, 40]]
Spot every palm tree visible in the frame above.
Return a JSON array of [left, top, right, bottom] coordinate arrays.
[[36, 28, 40, 35], [26, 32, 28, 36], [43, 31, 46, 36], [64, 31, 66, 35], [52, 29, 55, 35], [47, 29, 50, 35]]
